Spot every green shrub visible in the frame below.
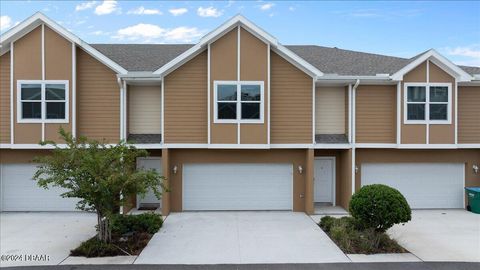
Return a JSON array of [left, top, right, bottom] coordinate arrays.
[[110, 213, 163, 235], [349, 184, 411, 232], [70, 237, 118, 257], [318, 216, 406, 254], [319, 216, 335, 232]]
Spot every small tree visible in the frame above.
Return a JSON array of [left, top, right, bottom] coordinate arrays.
[[33, 128, 166, 242]]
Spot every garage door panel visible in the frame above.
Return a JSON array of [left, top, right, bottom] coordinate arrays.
[[1, 164, 79, 211], [183, 163, 293, 211], [361, 163, 464, 209]]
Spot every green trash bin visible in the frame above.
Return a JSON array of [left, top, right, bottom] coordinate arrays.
[[465, 187, 480, 214]]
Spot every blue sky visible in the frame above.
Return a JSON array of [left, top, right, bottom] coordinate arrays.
[[1, 1, 479, 66]]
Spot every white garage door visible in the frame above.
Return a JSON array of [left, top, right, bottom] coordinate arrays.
[[183, 163, 293, 211], [1, 164, 79, 211], [361, 163, 464, 209]]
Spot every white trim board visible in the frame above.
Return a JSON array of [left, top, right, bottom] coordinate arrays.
[[0, 12, 127, 74], [391, 49, 472, 82], [153, 15, 323, 78]]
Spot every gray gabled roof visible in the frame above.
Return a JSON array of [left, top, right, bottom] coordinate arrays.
[[91, 43, 480, 76]]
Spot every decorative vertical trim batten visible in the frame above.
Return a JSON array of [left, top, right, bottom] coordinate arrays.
[[71, 42, 76, 138], [312, 79, 315, 144], [396, 81, 401, 144], [10, 42, 14, 144], [41, 24, 45, 141], [237, 25, 241, 144], [207, 44, 211, 144], [267, 43, 270, 145], [161, 77, 165, 144]]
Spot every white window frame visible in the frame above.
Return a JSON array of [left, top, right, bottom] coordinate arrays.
[[214, 80, 264, 124], [17, 80, 69, 124], [404, 82, 451, 125]]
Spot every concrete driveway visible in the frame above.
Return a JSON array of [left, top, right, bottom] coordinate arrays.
[[388, 210, 480, 262], [0, 212, 96, 267], [135, 211, 349, 264]]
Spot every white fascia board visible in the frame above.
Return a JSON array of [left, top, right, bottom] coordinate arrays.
[[0, 12, 127, 74], [391, 49, 473, 82], [313, 144, 352, 149]]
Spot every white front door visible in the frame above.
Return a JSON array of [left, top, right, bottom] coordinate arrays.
[[136, 157, 162, 208], [314, 158, 335, 204], [182, 163, 293, 211]]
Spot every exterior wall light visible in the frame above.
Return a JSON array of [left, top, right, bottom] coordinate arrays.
[[355, 165, 359, 174], [172, 165, 178, 175], [473, 164, 479, 174], [298, 165, 303, 174]]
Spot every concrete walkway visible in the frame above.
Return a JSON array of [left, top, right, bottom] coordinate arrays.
[[0, 212, 97, 267], [388, 210, 480, 262], [135, 212, 349, 264]]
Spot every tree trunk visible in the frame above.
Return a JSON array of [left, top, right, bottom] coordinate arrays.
[[96, 212, 111, 243]]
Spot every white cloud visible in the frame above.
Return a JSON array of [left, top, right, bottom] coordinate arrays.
[[0, 15, 12, 31], [197, 6, 222, 17], [114, 23, 205, 43], [75, 1, 97, 12], [169, 8, 188, 16], [90, 30, 106, 36], [128, 6, 162, 15], [259, 3, 274, 11], [444, 45, 480, 66], [163, 26, 204, 42], [95, 0, 119, 15]]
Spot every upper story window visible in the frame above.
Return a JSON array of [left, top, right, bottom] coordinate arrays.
[[17, 80, 69, 123], [214, 81, 264, 123], [404, 83, 451, 124]]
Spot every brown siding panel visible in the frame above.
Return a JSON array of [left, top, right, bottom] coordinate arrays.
[[44, 26, 72, 142], [76, 48, 120, 142], [355, 85, 396, 143], [210, 29, 238, 144], [458, 87, 480, 143], [239, 28, 268, 144], [270, 52, 312, 144], [0, 52, 10, 143], [164, 51, 208, 143], [13, 26, 42, 144]]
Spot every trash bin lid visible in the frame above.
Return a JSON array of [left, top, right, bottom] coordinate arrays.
[[465, 187, 480, 192]]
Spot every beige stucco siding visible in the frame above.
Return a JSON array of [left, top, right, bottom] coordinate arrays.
[[76, 47, 120, 142], [44, 26, 72, 142], [13, 26, 42, 144], [270, 51, 312, 144], [239, 28, 268, 144], [210, 28, 238, 144], [0, 52, 10, 143], [315, 86, 345, 134], [164, 51, 208, 143], [458, 86, 480, 143], [356, 85, 396, 143], [128, 85, 161, 134]]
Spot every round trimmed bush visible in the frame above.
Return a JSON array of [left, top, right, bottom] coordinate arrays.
[[349, 184, 411, 232]]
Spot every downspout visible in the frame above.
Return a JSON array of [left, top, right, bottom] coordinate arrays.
[[116, 76, 124, 215], [351, 79, 359, 196]]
